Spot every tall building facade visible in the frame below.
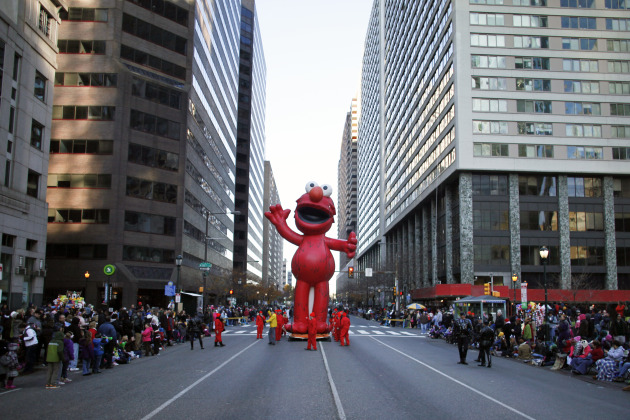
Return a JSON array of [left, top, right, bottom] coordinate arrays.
[[46, 0, 244, 308], [338, 97, 359, 270], [0, 0, 67, 308], [356, 0, 630, 300], [233, 0, 265, 282], [262, 160, 283, 288]]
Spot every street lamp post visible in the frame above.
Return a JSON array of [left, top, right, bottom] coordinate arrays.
[[175, 254, 183, 293], [539, 246, 549, 343], [511, 273, 517, 316]]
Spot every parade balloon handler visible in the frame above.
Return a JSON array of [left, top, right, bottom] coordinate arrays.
[[305, 312, 317, 351], [264, 181, 357, 336]]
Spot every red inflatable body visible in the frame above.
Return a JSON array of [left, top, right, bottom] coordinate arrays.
[[265, 181, 357, 334]]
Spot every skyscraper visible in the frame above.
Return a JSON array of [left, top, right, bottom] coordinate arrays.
[[263, 160, 283, 288], [0, 0, 67, 307], [338, 97, 359, 270], [356, 0, 630, 300], [46, 0, 245, 308]]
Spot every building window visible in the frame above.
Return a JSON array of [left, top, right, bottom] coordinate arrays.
[[473, 174, 508, 196], [562, 0, 595, 7], [59, 8, 108, 22], [513, 0, 546, 5], [470, 34, 505, 47], [518, 122, 553, 136], [561, 16, 596, 29], [565, 124, 601, 137], [120, 45, 186, 80], [567, 177, 602, 197], [47, 174, 112, 188], [471, 55, 506, 68], [54, 73, 117, 87], [613, 179, 630, 197], [607, 39, 630, 52], [52, 105, 115, 120], [470, 13, 505, 26], [472, 99, 507, 112], [128, 143, 179, 171], [126, 177, 177, 204], [124, 211, 176, 236], [50, 139, 114, 154], [518, 176, 557, 196], [122, 245, 174, 263], [607, 61, 630, 73], [473, 208, 509, 230], [131, 77, 181, 109], [520, 211, 558, 231], [121, 14, 187, 55], [30, 120, 44, 150], [57, 40, 106, 54], [48, 209, 109, 224], [606, 18, 630, 30], [46, 244, 108, 259], [126, 0, 189, 26], [473, 120, 508, 134], [517, 100, 552, 113], [8, 107, 15, 134], [570, 245, 604, 266], [562, 38, 597, 50], [610, 82, 630, 95], [565, 102, 601, 115], [38, 5, 52, 38], [613, 148, 630, 160], [522, 245, 559, 266], [516, 78, 550, 91], [34, 72, 46, 102], [611, 103, 630, 116], [129, 109, 180, 140], [471, 77, 506, 90], [518, 144, 554, 158], [513, 15, 548, 27], [569, 212, 604, 231], [473, 143, 509, 157], [474, 244, 510, 266], [564, 59, 598, 72], [606, 0, 630, 9], [514, 36, 549, 49], [564, 80, 599, 94], [612, 126, 630, 138], [567, 146, 603, 160], [515, 57, 549, 70], [27, 170, 40, 198]]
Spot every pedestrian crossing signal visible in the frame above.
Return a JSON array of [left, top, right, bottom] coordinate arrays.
[[348, 267, 354, 278], [229, 289, 233, 295]]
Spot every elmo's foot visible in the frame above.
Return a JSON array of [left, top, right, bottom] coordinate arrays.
[[288, 322, 307, 334], [317, 322, 331, 334]]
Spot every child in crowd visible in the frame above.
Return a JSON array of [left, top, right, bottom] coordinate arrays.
[[0, 342, 19, 389], [92, 333, 106, 374], [79, 330, 94, 376], [60, 332, 74, 385], [141, 322, 153, 356]]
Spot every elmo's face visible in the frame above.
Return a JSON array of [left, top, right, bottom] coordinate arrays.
[[295, 181, 335, 235]]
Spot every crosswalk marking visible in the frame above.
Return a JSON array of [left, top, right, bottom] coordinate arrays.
[[400, 332, 415, 336], [372, 330, 385, 335], [218, 327, 422, 337], [386, 331, 401, 335], [233, 330, 247, 334], [357, 330, 369, 335]]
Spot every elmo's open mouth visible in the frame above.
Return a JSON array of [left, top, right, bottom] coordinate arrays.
[[297, 206, 330, 224]]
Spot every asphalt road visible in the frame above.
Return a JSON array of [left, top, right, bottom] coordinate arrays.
[[2, 315, 629, 420]]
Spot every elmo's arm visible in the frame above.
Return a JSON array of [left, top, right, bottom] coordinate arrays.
[[325, 232, 357, 258], [264, 204, 303, 246]]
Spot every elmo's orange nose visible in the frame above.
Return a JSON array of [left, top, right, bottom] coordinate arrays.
[[309, 186, 323, 202]]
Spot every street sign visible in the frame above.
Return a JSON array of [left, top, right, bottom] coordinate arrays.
[[199, 262, 212, 271], [165, 284, 176, 296], [175, 293, 181, 303], [104, 264, 116, 276], [365, 267, 372, 277]]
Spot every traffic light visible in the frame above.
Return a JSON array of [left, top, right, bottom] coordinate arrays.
[[399, 291, 403, 296], [484, 283, 491, 295], [393, 286, 397, 295], [348, 267, 354, 278], [229, 289, 233, 295], [492, 291, 500, 297]]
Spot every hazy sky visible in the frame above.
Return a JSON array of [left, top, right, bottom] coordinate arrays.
[[256, 0, 373, 292]]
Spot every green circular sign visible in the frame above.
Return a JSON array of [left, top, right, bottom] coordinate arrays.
[[104, 264, 116, 276]]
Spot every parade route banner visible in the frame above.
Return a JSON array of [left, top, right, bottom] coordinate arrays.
[[521, 282, 528, 307]]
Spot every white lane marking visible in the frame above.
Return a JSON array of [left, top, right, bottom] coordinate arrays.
[[140, 340, 259, 420], [400, 332, 415, 336], [320, 343, 346, 420], [0, 388, 21, 396], [372, 338, 536, 420], [233, 331, 247, 334], [372, 330, 385, 335], [386, 331, 401, 336], [357, 330, 369, 335]]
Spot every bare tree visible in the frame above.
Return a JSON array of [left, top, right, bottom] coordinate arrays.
[[568, 271, 598, 303]]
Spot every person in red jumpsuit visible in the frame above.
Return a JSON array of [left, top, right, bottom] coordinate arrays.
[[334, 311, 342, 342], [255, 311, 265, 339], [329, 308, 338, 332], [305, 312, 317, 351], [340, 312, 351, 346], [214, 314, 225, 347], [282, 311, 289, 336], [275, 309, 284, 342]]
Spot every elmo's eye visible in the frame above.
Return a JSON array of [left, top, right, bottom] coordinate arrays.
[[305, 181, 318, 193], [321, 184, 333, 197]]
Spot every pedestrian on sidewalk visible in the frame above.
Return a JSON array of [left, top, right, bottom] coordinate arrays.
[[45, 331, 64, 388], [0, 342, 19, 389], [215, 314, 225, 347], [79, 330, 94, 376], [22, 322, 39, 374], [266, 310, 277, 345], [478, 320, 494, 368], [454, 312, 473, 365], [59, 332, 74, 385]]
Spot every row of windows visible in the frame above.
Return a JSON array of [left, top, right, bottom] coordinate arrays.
[[46, 244, 107, 259], [59, 8, 108, 22], [124, 211, 176, 236], [128, 143, 179, 172], [122, 245, 174, 263], [50, 139, 113, 154], [120, 45, 185, 80], [122, 14, 187, 55], [472, 209, 603, 232], [47, 174, 111, 189], [57, 40, 105, 54], [472, 77, 628, 95], [471, 0, 619, 7], [130, 109, 180, 140], [131, 77, 181, 109], [471, 34, 630, 52], [521, 210, 557, 231], [474, 99, 629, 116], [126, 0, 189, 27], [48, 209, 109, 224], [474, 175, 605, 198], [52, 105, 115, 121], [126, 176, 177, 204], [475, 121, 630, 138], [474, 143, 603, 160], [54, 73, 117, 87]]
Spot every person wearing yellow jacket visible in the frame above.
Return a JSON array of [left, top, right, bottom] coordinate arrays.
[[266, 310, 277, 345]]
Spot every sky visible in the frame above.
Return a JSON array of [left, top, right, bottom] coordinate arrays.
[[256, 0, 374, 293]]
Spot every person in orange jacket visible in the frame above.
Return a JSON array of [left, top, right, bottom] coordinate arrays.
[[275, 310, 284, 342], [214, 313, 225, 347], [340, 312, 350, 346], [306, 312, 317, 351], [255, 311, 265, 339]]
